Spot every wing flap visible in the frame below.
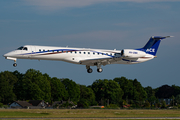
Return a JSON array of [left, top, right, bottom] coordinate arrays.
[[79, 57, 120, 66]]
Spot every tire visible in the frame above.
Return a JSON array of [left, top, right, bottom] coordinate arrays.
[[13, 63, 17, 67], [97, 68, 103, 73], [87, 68, 93, 73]]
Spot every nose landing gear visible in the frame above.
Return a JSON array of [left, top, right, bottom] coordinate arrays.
[[13, 60, 17, 67], [13, 63, 17, 67]]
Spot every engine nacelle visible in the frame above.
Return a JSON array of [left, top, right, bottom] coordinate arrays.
[[121, 49, 146, 58]]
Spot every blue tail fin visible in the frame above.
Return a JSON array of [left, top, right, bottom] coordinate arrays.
[[138, 36, 172, 56]]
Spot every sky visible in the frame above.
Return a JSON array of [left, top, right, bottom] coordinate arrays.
[[0, 0, 180, 88]]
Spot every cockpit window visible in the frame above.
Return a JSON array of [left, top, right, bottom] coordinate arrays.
[[23, 47, 28, 50], [17, 46, 24, 50], [17, 46, 28, 51]]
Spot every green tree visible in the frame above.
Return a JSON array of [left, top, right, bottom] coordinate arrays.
[[91, 79, 124, 106], [161, 99, 167, 108], [13, 70, 24, 100], [114, 77, 133, 101], [133, 79, 147, 107], [78, 85, 96, 107], [0, 71, 17, 104], [144, 86, 156, 107], [172, 85, 180, 97], [114, 77, 147, 107], [175, 94, 180, 105], [61, 78, 80, 103], [155, 98, 160, 108], [50, 77, 68, 102], [22, 69, 51, 102], [171, 95, 175, 107], [144, 100, 150, 108]]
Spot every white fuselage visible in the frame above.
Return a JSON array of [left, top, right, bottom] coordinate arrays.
[[3, 36, 171, 73], [4, 45, 154, 66]]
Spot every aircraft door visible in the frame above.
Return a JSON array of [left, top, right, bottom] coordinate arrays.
[[21, 46, 31, 58]]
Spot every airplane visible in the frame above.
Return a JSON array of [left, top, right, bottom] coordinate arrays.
[[3, 36, 172, 73]]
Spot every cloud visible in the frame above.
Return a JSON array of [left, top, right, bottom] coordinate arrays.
[[23, 0, 179, 11]]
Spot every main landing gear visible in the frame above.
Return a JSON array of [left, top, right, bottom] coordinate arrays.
[[96, 62, 103, 73], [86, 65, 93, 73], [87, 68, 93, 73], [86, 64, 103, 73], [97, 68, 103, 73]]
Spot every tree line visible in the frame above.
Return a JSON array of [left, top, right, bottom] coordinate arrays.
[[0, 69, 180, 108]]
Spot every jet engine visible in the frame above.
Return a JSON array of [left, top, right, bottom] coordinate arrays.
[[121, 49, 146, 58]]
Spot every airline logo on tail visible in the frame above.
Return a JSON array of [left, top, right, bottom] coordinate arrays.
[[146, 48, 155, 53]]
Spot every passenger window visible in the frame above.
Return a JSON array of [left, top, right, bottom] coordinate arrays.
[[93, 52, 95, 55], [88, 52, 90, 54], [43, 50, 45, 52], [97, 53, 99, 55], [48, 50, 50, 52], [84, 52, 86, 54], [57, 50, 59, 52], [62, 50, 63, 53], [79, 52, 81, 54], [75, 51, 77, 54], [39, 49, 41, 52]]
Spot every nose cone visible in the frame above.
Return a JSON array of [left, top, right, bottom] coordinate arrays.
[[3, 51, 16, 58], [3, 53, 10, 57], [3, 51, 17, 61]]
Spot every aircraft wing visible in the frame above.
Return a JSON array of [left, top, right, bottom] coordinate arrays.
[[79, 57, 121, 66]]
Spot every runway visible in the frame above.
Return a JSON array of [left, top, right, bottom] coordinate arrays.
[[1, 117, 180, 119]]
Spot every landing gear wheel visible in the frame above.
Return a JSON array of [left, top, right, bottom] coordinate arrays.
[[87, 68, 93, 73], [13, 63, 17, 67], [97, 68, 103, 73]]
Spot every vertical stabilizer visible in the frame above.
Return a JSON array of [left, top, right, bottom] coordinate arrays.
[[138, 36, 172, 56]]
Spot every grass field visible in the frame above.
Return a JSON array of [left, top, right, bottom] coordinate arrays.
[[0, 109, 180, 119]]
